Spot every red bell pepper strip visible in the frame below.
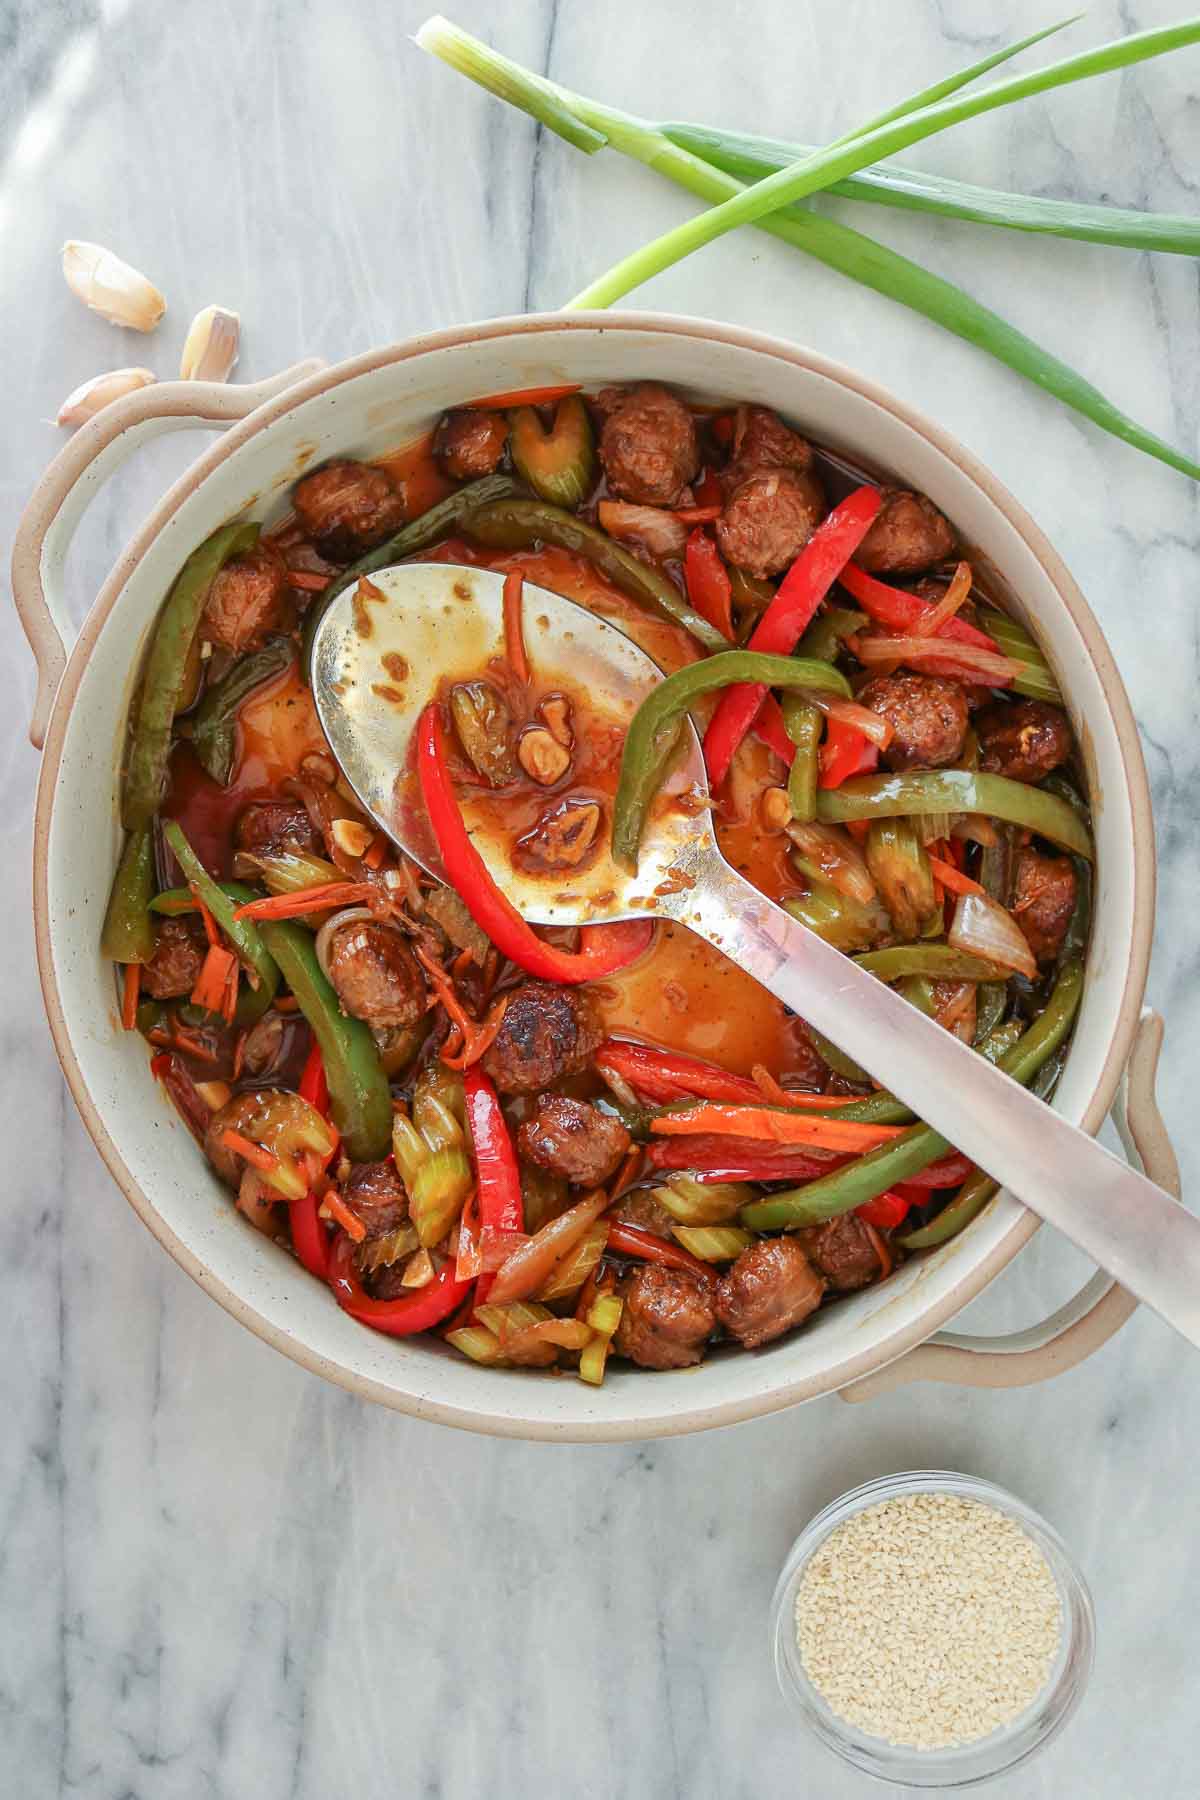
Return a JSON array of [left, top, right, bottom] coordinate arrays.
[[596, 1039, 766, 1105], [605, 1220, 713, 1278], [753, 697, 797, 766], [837, 562, 999, 652], [692, 469, 724, 508], [855, 1189, 913, 1229], [644, 1136, 844, 1181], [464, 1068, 524, 1239], [702, 487, 882, 788], [683, 529, 734, 641], [417, 706, 653, 984], [818, 718, 880, 789], [892, 1156, 974, 1191], [470, 382, 582, 408], [328, 1234, 474, 1336], [291, 1041, 334, 1280]]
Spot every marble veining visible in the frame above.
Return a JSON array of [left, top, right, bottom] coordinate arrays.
[[2, 1, 1198, 1794]]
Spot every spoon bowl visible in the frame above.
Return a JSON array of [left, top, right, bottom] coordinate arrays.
[[311, 561, 714, 928]]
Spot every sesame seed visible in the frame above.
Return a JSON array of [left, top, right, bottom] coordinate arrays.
[[794, 1493, 1062, 1751]]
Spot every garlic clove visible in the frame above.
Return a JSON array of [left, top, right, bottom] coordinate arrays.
[[56, 366, 157, 427], [61, 240, 166, 331], [180, 305, 240, 382]]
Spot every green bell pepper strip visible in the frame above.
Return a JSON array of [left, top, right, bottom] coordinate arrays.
[[781, 693, 821, 823], [150, 882, 258, 916], [122, 522, 260, 829], [741, 957, 1083, 1230], [100, 825, 156, 963], [805, 1023, 872, 1087], [613, 651, 852, 869], [898, 975, 937, 1015], [162, 822, 280, 1012], [898, 1052, 1065, 1248], [853, 945, 1009, 982], [257, 919, 392, 1161], [460, 496, 729, 654], [795, 604, 867, 664], [190, 636, 295, 785], [507, 396, 596, 508], [299, 472, 524, 671], [817, 769, 1094, 860]]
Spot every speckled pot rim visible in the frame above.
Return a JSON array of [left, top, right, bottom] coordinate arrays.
[[29, 311, 1155, 1439]]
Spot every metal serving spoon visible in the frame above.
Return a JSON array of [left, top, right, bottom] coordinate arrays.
[[311, 562, 1198, 1345]]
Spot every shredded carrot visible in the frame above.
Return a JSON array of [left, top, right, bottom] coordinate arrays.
[[233, 881, 381, 921], [219, 1128, 280, 1174], [503, 570, 529, 683], [913, 561, 973, 637], [750, 1065, 863, 1109], [287, 569, 331, 592], [927, 855, 986, 897], [191, 944, 239, 1019], [861, 1218, 894, 1279], [321, 1189, 367, 1243], [232, 1029, 248, 1081], [470, 382, 581, 409], [169, 1025, 221, 1064], [451, 946, 475, 977], [194, 894, 221, 948], [363, 834, 388, 870], [121, 962, 141, 1031], [417, 944, 510, 1070], [649, 1104, 904, 1152]]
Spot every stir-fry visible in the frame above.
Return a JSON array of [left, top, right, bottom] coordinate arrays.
[[102, 381, 1090, 1378]]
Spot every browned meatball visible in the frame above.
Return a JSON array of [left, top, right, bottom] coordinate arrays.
[[434, 408, 509, 480], [859, 671, 969, 771], [202, 543, 291, 654], [517, 1096, 630, 1186], [141, 916, 206, 1000], [343, 1159, 408, 1246], [613, 1263, 716, 1370], [977, 700, 1073, 785], [325, 920, 426, 1029], [855, 488, 955, 575], [716, 1237, 824, 1348], [723, 403, 815, 484], [234, 801, 322, 859], [292, 459, 406, 561], [597, 382, 699, 506], [481, 980, 602, 1095], [716, 468, 827, 579], [798, 1214, 883, 1292], [1013, 846, 1077, 964]]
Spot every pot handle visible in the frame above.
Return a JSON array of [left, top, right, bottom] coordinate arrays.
[[12, 362, 325, 749], [839, 1008, 1178, 1401]]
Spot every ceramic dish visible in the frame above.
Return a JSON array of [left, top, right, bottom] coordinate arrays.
[[13, 312, 1179, 1439]]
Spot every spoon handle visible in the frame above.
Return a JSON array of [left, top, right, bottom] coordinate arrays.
[[680, 854, 1197, 1347]]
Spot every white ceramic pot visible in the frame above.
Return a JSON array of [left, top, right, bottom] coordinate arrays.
[[14, 313, 1179, 1440]]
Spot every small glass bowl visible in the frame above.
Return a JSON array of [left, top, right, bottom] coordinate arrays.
[[769, 1470, 1094, 1789]]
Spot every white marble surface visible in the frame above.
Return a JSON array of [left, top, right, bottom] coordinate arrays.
[[2, 1, 1198, 1794]]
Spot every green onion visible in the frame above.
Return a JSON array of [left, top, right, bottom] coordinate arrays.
[[661, 121, 1200, 257], [417, 16, 1200, 485]]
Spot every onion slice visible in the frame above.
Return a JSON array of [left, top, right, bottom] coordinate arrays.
[[487, 1188, 612, 1306], [314, 905, 380, 983], [947, 891, 1037, 979], [854, 634, 1023, 686], [596, 500, 688, 559]]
